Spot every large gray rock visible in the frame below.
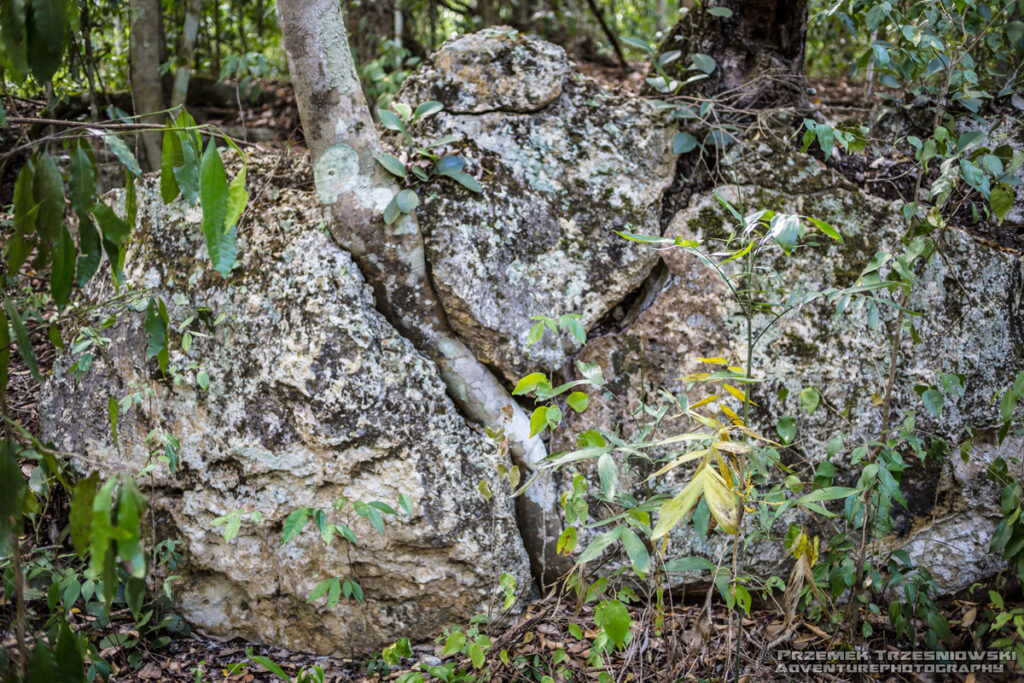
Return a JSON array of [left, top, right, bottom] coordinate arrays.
[[557, 139, 1023, 593], [394, 31, 678, 384], [40, 158, 532, 656]]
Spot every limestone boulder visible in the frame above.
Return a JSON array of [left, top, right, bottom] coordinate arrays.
[[40, 157, 532, 657], [556, 139, 1023, 593], [393, 30, 678, 384]]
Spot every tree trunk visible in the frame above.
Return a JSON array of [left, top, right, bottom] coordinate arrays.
[[276, 0, 562, 585], [171, 0, 203, 109], [654, 0, 808, 107], [129, 0, 166, 171]]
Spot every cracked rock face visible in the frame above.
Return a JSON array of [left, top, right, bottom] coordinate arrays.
[[394, 31, 678, 384], [40, 162, 532, 657], [558, 140, 1023, 593]]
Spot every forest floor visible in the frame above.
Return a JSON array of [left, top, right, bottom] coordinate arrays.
[[2, 69, 1023, 682]]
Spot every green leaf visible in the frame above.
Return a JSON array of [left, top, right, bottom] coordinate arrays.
[[281, 507, 311, 544], [55, 622, 84, 683], [673, 132, 698, 154], [0, 438, 26, 531], [619, 36, 655, 54], [26, 637, 57, 683], [577, 527, 622, 564], [225, 166, 248, 229], [513, 372, 548, 395], [594, 600, 631, 649], [441, 630, 466, 658], [805, 216, 842, 243], [160, 125, 183, 204], [620, 527, 650, 573], [597, 453, 618, 499], [91, 200, 131, 246], [399, 494, 413, 515], [25, 0, 67, 84], [449, 171, 482, 193], [413, 100, 444, 120], [33, 151, 65, 247], [307, 577, 337, 603], [529, 406, 548, 437], [100, 132, 142, 176], [69, 142, 96, 218], [567, 391, 589, 413], [173, 129, 200, 205], [707, 6, 733, 16], [662, 556, 716, 573], [799, 387, 820, 416], [0, 0, 29, 75], [691, 53, 716, 74], [9, 162, 37, 272], [395, 188, 419, 213], [375, 153, 408, 178], [3, 299, 42, 383], [379, 109, 409, 139], [577, 361, 605, 386], [776, 415, 796, 444], [247, 652, 291, 682], [990, 184, 1014, 223], [50, 224, 75, 309], [199, 141, 236, 276], [144, 297, 169, 373], [795, 486, 859, 505], [382, 196, 401, 225], [921, 388, 944, 419], [116, 480, 146, 577], [436, 155, 464, 175]]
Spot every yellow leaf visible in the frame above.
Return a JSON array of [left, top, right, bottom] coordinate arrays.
[[698, 357, 728, 365], [723, 384, 747, 402], [646, 448, 711, 480], [727, 366, 746, 374], [728, 424, 779, 444], [689, 394, 720, 410], [712, 440, 752, 454], [703, 469, 739, 534], [720, 404, 742, 423], [871, 393, 883, 406], [652, 468, 706, 539]]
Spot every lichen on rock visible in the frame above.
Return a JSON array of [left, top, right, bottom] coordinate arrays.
[[40, 161, 532, 657]]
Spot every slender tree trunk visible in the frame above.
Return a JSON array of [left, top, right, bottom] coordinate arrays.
[[129, 0, 166, 171], [171, 0, 203, 109], [276, 0, 561, 584]]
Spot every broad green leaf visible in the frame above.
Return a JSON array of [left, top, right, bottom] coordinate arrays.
[[116, 481, 146, 577], [378, 109, 408, 138], [776, 415, 796, 444], [3, 299, 41, 383], [173, 129, 200, 204], [449, 171, 482, 193], [594, 599, 631, 649], [673, 132, 698, 154], [513, 372, 548, 395], [921, 388, 944, 419], [161, 125, 183, 203], [577, 361, 605, 386], [567, 391, 589, 412], [199, 141, 236, 276], [577, 526, 623, 564], [619, 36, 655, 54], [800, 387, 820, 415], [691, 53, 716, 74], [795, 486, 859, 505], [225, 166, 248, 228], [441, 631, 466, 658], [529, 406, 548, 437], [91, 200, 131, 246], [144, 297, 169, 373], [281, 507, 311, 544], [662, 556, 716, 573], [55, 622, 84, 683], [0, 0, 29, 75], [99, 131, 141, 176], [597, 452, 618, 499], [413, 100, 443, 120], [990, 184, 1013, 223], [395, 188, 419, 213], [806, 216, 842, 243], [436, 155, 464, 174], [707, 6, 733, 16], [382, 195, 401, 225], [9, 162, 37, 272], [307, 577, 337, 603], [247, 653, 290, 682], [620, 527, 650, 573], [375, 153, 408, 178], [26, 0, 67, 83], [69, 142, 96, 218], [50, 225, 75, 309], [33, 151, 64, 246], [26, 637, 57, 683]]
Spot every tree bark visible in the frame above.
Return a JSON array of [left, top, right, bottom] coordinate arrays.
[[276, 0, 562, 585], [171, 0, 203, 109], [653, 0, 808, 107], [129, 0, 166, 171]]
